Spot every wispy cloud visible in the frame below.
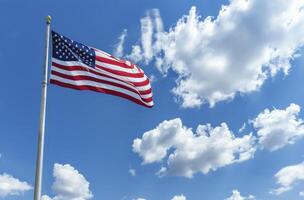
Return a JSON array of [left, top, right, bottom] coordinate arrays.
[[129, 168, 136, 176], [114, 29, 128, 58]]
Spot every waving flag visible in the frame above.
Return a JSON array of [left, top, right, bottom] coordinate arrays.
[[50, 31, 153, 108]]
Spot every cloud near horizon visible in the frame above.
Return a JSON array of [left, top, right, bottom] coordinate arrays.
[[42, 163, 93, 200], [171, 194, 187, 200], [0, 173, 32, 198], [225, 190, 255, 200]]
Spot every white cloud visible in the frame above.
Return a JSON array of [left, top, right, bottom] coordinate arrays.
[[42, 195, 53, 200], [42, 163, 93, 200], [129, 168, 136, 176], [140, 12, 153, 63], [225, 190, 255, 200], [128, 45, 144, 63], [128, 9, 163, 64], [128, 0, 304, 108], [271, 162, 304, 195], [0, 173, 32, 198], [299, 191, 304, 196], [252, 103, 304, 151], [239, 123, 246, 133], [133, 118, 256, 178], [133, 198, 146, 200], [171, 194, 187, 200], [114, 29, 127, 58]]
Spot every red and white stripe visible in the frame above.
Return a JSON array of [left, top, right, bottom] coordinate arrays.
[[50, 48, 154, 108]]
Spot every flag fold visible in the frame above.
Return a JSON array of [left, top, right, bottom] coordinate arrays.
[[50, 31, 154, 108]]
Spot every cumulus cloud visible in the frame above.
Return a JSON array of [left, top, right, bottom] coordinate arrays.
[[252, 103, 304, 151], [271, 162, 304, 195], [42, 195, 53, 200], [171, 194, 187, 200], [127, 0, 304, 108], [225, 190, 255, 200], [0, 173, 32, 198], [133, 118, 256, 178], [42, 163, 93, 200], [114, 29, 127, 58]]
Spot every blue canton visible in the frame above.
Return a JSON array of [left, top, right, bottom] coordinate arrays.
[[52, 31, 96, 68]]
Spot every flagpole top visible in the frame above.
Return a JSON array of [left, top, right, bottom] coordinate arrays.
[[46, 15, 51, 24]]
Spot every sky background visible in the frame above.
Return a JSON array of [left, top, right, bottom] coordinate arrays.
[[1, 0, 304, 200]]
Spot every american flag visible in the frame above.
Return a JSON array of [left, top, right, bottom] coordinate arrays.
[[50, 31, 153, 108]]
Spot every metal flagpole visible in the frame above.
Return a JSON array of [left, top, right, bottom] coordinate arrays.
[[34, 15, 51, 200]]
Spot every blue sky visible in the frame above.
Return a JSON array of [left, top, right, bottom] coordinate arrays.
[[1, 0, 304, 200]]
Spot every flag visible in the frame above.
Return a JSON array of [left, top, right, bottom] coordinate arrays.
[[50, 31, 154, 108]]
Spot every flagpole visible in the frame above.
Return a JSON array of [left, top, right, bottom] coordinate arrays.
[[34, 15, 51, 200]]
